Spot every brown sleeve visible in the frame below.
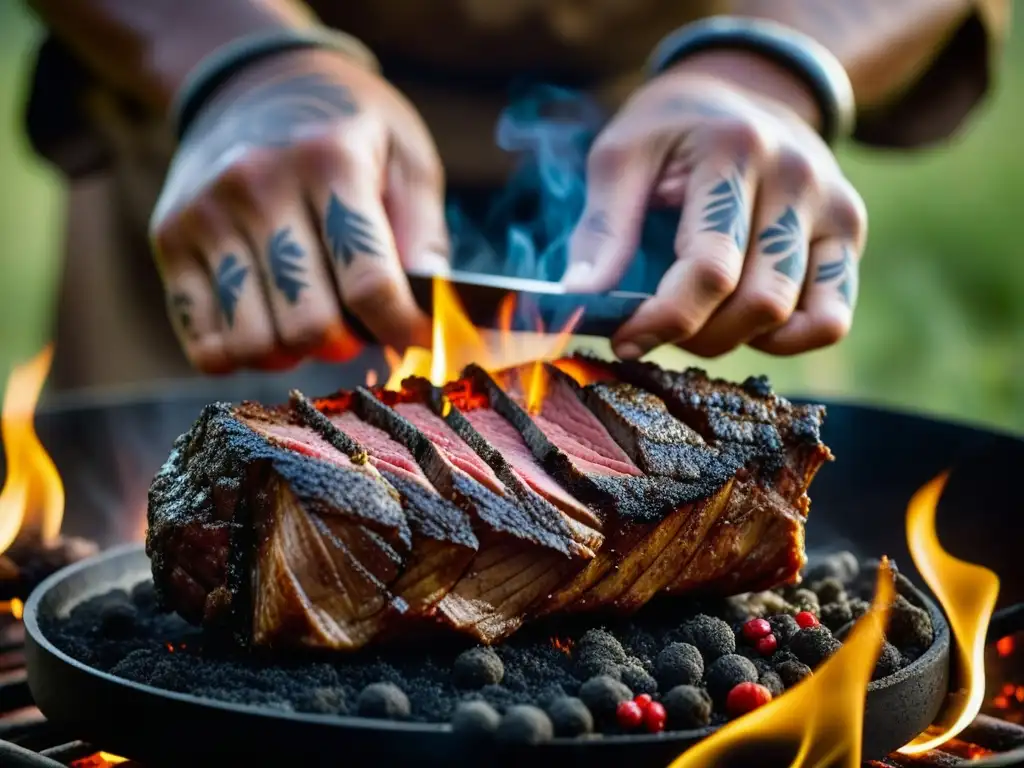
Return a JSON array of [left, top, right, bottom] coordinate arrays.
[[853, 0, 1011, 149]]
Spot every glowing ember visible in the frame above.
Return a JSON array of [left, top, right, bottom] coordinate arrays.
[[365, 368, 379, 387], [550, 635, 575, 656], [669, 559, 897, 768], [997, 636, 1015, 658], [384, 277, 584, 393], [899, 472, 1000, 754], [0, 598, 24, 619], [0, 345, 64, 556]]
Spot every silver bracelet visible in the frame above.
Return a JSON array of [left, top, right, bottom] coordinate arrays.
[[170, 27, 379, 142], [646, 16, 856, 145]]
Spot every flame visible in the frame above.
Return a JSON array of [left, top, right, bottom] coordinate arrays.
[[0, 598, 24, 619], [71, 753, 127, 767], [670, 560, 896, 768], [899, 472, 1000, 753], [0, 345, 64, 556], [384, 277, 583, 394]]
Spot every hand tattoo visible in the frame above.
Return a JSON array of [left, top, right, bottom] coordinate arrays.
[[815, 245, 858, 306], [701, 173, 749, 249], [581, 210, 612, 237], [215, 254, 249, 327], [759, 207, 806, 281], [324, 193, 380, 266], [170, 292, 196, 339], [268, 227, 307, 304]]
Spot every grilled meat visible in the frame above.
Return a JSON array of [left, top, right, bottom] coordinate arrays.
[[146, 356, 832, 650]]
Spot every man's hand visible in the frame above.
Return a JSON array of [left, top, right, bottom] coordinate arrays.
[[564, 50, 867, 360], [151, 48, 448, 373]]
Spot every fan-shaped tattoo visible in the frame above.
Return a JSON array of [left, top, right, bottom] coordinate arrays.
[[815, 245, 858, 306], [325, 194, 380, 266], [701, 174, 748, 249], [268, 228, 307, 304], [215, 254, 249, 327], [759, 207, 805, 280]]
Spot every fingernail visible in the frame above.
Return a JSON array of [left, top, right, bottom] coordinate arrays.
[[562, 262, 593, 291], [416, 252, 450, 277], [614, 334, 661, 360]]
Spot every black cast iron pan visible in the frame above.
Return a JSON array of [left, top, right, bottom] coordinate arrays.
[[23, 543, 949, 768], [16, 391, 1024, 767]]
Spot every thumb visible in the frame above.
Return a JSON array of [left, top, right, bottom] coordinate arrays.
[[385, 155, 451, 277], [562, 142, 661, 293]]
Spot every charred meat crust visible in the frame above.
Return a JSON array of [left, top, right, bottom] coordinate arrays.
[[148, 357, 832, 651]]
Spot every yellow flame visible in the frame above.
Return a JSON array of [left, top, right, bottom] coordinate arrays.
[[898, 472, 1000, 753], [0, 345, 64, 556], [0, 598, 24, 619], [384, 277, 584, 395], [670, 559, 897, 768]]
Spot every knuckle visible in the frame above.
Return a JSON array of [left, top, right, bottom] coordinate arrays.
[[689, 255, 741, 300], [744, 288, 794, 328], [714, 119, 770, 165], [279, 311, 337, 350], [664, 308, 702, 340], [830, 182, 869, 242], [587, 138, 633, 182], [293, 134, 371, 182], [213, 155, 278, 212], [774, 148, 821, 198], [343, 270, 401, 314]]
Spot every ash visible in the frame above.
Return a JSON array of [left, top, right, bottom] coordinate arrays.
[[43, 553, 935, 740]]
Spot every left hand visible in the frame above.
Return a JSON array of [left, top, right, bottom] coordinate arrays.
[[563, 49, 866, 360]]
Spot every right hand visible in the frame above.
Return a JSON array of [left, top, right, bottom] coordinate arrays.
[[150, 47, 447, 374]]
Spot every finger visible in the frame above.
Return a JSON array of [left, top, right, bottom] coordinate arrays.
[[562, 139, 662, 292], [305, 143, 432, 350], [151, 223, 230, 374], [750, 237, 859, 355], [681, 196, 815, 358], [610, 152, 758, 359], [385, 152, 450, 276]]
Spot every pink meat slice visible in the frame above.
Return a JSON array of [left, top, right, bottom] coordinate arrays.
[[393, 403, 505, 496], [330, 412, 428, 488], [240, 417, 353, 470], [504, 367, 642, 477], [464, 408, 601, 530]]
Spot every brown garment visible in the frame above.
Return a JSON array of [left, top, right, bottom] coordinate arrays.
[[23, 0, 1010, 393]]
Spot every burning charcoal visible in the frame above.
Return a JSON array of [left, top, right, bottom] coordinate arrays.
[[452, 700, 501, 739], [98, 601, 138, 637], [662, 685, 712, 730], [759, 670, 785, 698], [356, 682, 411, 720], [654, 642, 704, 689], [789, 626, 841, 668], [676, 615, 736, 663], [575, 629, 628, 679], [776, 660, 812, 688], [705, 654, 759, 708], [788, 589, 820, 617], [804, 551, 859, 584], [872, 642, 903, 681], [848, 598, 870, 620], [620, 661, 657, 695], [811, 577, 847, 605], [300, 687, 346, 715], [547, 696, 594, 737], [578, 675, 632, 726], [887, 595, 934, 650], [497, 705, 554, 745], [454, 647, 505, 688], [130, 580, 157, 611], [767, 614, 801, 646], [820, 601, 853, 632]]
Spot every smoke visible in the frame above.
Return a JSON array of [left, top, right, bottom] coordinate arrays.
[[446, 84, 678, 307]]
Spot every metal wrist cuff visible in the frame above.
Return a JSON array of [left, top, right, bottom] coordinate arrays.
[[646, 16, 856, 145], [171, 27, 380, 141]]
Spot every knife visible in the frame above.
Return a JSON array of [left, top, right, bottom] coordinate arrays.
[[402, 268, 652, 338]]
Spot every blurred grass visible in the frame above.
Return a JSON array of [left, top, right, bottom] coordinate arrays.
[[1, 5, 1022, 431]]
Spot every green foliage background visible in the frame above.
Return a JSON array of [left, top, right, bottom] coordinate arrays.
[[1, 6, 1021, 431]]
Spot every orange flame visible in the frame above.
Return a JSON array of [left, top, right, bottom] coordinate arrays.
[[0, 345, 64, 556], [71, 753, 128, 767], [0, 598, 24, 619], [670, 559, 896, 768], [898, 472, 999, 753], [384, 277, 583, 393]]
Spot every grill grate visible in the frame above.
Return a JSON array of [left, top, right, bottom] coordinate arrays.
[[2, 613, 1023, 767]]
